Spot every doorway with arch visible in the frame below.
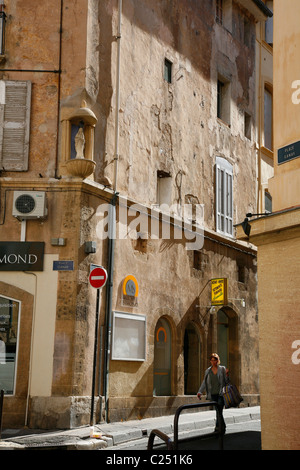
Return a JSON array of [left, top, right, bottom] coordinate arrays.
[[184, 322, 201, 395]]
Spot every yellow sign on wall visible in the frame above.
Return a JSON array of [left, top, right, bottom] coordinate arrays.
[[211, 278, 228, 306]]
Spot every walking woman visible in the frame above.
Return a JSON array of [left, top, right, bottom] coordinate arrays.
[[197, 353, 229, 433]]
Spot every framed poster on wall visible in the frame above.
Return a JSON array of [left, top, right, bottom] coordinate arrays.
[[111, 311, 146, 361]]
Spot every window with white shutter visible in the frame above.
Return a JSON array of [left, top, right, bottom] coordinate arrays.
[[0, 80, 31, 171], [215, 157, 233, 237]]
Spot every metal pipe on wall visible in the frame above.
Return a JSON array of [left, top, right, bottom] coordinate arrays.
[[113, 0, 122, 193], [103, 0, 122, 422]]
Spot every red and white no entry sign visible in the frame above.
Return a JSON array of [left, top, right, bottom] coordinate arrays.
[[89, 267, 108, 289]]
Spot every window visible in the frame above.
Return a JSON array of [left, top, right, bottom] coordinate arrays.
[[244, 112, 251, 140], [217, 77, 231, 125], [265, 190, 272, 213], [0, 5, 6, 56], [264, 86, 273, 150], [193, 251, 202, 270], [154, 318, 171, 396], [0, 80, 32, 171], [156, 170, 172, 207], [237, 261, 245, 283], [217, 80, 223, 118], [216, 0, 223, 24], [244, 17, 251, 47], [265, 1, 273, 46], [164, 59, 172, 84], [215, 157, 233, 237], [0, 295, 20, 395], [216, 0, 232, 32]]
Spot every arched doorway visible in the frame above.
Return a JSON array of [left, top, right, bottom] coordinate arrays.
[[153, 318, 171, 396], [184, 322, 201, 394], [216, 307, 239, 386], [217, 309, 229, 368]]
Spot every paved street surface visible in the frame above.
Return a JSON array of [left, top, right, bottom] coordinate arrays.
[[106, 419, 261, 450], [0, 405, 260, 450]]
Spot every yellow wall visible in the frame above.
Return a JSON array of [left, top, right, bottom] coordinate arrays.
[[268, 0, 300, 211], [256, 223, 300, 449], [243, 0, 300, 449]]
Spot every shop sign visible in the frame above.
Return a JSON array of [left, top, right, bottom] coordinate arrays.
[[122, 275, 139, 297], [211, 278, 228, 306], [278, 140, 300, 165], [0, 242, 44, 271]]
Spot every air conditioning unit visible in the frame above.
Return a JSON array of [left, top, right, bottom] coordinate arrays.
[[12, 191, 47, 219]]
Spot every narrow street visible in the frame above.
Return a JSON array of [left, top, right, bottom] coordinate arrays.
[[102, 419, 261, 451]]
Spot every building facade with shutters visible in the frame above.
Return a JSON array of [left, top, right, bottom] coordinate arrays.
[[0, 0, 272, 429]]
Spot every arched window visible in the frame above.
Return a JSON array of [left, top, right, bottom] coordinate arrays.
[[153, 318, 172, 396]]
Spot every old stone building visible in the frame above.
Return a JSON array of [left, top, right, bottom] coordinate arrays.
[[0, 0, 272, 429]]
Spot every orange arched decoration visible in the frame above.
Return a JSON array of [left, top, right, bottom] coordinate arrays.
[[122, 275, 139, 297], [156, 326, 167, 343]]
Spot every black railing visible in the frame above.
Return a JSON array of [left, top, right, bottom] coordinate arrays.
[[147, 428, 174, 450], [148, 401, 224, 451]]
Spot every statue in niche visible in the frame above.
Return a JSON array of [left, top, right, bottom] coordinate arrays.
[[75, 127, 85, 158]]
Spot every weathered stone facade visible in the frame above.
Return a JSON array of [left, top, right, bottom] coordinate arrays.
[[0, 0, 271, 428]]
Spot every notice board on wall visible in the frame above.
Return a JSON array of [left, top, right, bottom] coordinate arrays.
[[111, 311, 146, 361]]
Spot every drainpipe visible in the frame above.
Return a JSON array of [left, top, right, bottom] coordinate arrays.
[[103, 193, 117, 422], [113, 0, 122, 193], [54, 0, 63, 179], [257, 24, 262, 213], [103, 0, 122, 422]]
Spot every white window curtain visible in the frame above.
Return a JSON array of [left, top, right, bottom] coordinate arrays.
[[216, 156, 233, 237]]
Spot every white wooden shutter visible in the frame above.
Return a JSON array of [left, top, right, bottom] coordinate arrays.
[[216, 157, 233, 236], [0, 80, 31, 171]]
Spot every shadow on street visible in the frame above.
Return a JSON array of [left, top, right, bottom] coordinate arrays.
[[155, 431, 261, 451]]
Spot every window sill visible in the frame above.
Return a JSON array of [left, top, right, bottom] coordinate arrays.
[[216, 228, 235, 240], [262, 40, 273, 53], [217, 117, 231, 129], [260, 146, 274, 160]]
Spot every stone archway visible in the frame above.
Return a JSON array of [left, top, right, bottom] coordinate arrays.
[[184, 322, 201, 395], [217, 306, 239, 387]]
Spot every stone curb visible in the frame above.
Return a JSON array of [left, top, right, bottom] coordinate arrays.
[[0, 406, 260, 450]]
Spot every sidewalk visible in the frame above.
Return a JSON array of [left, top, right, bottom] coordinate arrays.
[[0, 405, 260, 450]]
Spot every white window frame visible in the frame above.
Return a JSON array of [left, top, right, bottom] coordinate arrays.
[[216, 157, 233, 237], [111, 311, 146, 362]]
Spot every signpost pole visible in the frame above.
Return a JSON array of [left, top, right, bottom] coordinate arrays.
[[90, 287, 100, 427], [89, 267, 107, 428]]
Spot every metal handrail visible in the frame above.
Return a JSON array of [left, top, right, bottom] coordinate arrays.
[[147, 429, 174, 450], [147, 401, 224, 451], [173, 401, 224, 450]]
